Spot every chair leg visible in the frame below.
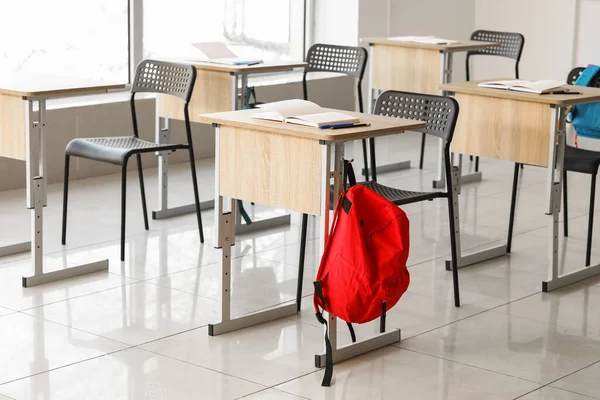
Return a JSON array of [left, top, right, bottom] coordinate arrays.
[[563, 170, 569, 237], [136, 154, 149, 231], [120, 161, 128, 262], [419, 133, 426, 170], [361, 139, 369, 181], [469, 155, 473, 161], [447, 190, 460, 307], [188, 147, 205, 243], [475, 156, 480, 172], [61, 155, 71, 245], [507, 163, 520, 253], [586, 174, 596, 267], [296, 213, 309, 312]]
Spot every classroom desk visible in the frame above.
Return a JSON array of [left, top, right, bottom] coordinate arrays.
[[198, 107, 425, 367], [441, 80, 600, 292], [360, 38, 497, 188], [0, 75, 125, 286], [153, 60, 306, 234]]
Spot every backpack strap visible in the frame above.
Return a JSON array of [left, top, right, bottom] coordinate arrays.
[[343, 159, 357, 190], [313, 281, 334, 387], [237, 200, 252, 225]]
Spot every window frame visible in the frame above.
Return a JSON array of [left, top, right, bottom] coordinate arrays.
[[128, 0, 311, 83]]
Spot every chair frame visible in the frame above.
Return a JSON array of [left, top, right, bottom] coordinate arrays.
[[298, 90, 462, 308], [62, 60, 204, 261]]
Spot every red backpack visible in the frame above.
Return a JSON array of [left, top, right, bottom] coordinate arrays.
[[314, 161, 410, 386]]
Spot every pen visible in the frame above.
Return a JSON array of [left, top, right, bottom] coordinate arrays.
[[330, 123, 371, 130]]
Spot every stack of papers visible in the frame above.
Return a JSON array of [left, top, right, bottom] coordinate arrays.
[[389, 36, 458, 45], [192, 42, 263, 66], [252, 100, 360, 128], [478, 79, 568, 94]]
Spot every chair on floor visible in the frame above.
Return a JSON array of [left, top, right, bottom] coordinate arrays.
[[418, 30, 525, 170], [303, 43, 370, 179], [297, 91, 463, 307], [507, 67, 600, 266], [61, 60, 205, 261]]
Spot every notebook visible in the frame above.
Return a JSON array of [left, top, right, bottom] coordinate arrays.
[[252, 100, 360, 128], [390, 36, 458, 45], [192, 42, 263, 66], [478, 79, 568, 94]]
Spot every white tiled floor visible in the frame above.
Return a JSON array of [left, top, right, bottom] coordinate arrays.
[[1, 133, 600, 399]]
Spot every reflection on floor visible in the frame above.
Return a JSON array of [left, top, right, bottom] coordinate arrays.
[[0, 133, 599, 399]]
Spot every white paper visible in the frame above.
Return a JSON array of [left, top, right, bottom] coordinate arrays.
[[389, 36, 458, 45], [192, 42, 237, 59]]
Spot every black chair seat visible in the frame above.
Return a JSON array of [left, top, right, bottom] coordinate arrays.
[[66, 136, 167, 166], [565, 145, 600, 175], [361, 181, 445, 206]]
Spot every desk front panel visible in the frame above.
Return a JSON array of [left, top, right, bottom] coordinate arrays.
[[452, 94, 552, 167], [157, 69, 233, 123], [218, 125, 323, 216], [0, 93, 26, 160], [372, 45, 441, 95]]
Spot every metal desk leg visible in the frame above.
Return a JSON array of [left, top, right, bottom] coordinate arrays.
[[315, 142, 401, 368], [208, 126, 297, 336], [444, 166, 507, 271], [433, 53, 482, 189], [362, 44, 411, 178], [542, 106, 600, 291], [22, 98, 107, 287]]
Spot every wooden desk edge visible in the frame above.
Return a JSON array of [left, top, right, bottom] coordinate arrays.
[[440, 81, 600, 106], [360, 38, 499, 52], [1, 83, 127, 98], [198, 113, 426, 143]]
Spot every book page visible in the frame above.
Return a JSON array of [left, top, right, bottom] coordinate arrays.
[[389, 36, 457, 45], [510, 80, 566, 93], [479, 79, 531, 88], [285, 112, 359, 127], [257, 99, 324, 118], [192, 42, 237, 60], [252, 111, 285, 122]]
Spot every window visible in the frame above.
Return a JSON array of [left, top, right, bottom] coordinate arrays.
[[0, 0, 129, 83], [143, 0, 306, 63]]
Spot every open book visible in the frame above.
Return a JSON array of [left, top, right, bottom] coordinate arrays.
[[478, 79, 568, 94], [252, 100, 360, 128], [390, 36, 458, 45], [192, 42, 263, 66]]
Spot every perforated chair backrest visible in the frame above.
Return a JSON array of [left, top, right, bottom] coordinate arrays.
[[373, 91, 459, 143], [131, 59, 196, 102], [567, 67, 600, 87], [466, 30, 524, 80], [305, 44, 368, 78]]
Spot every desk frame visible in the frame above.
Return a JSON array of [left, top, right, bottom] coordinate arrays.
[[153, 71, 291, 234], [445, 96, 600, 291], [14, 94, 109, 287], [208, 126, 401, 367]]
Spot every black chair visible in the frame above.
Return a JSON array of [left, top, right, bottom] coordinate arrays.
[[297, 91, 462, 307], [507, 67, 600, 266], [303, 44, 370, 179], [62, 60, 205, 261], [418, 30, 525, 170]]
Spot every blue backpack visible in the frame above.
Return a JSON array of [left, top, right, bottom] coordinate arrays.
[[569, 65, 600, 139]]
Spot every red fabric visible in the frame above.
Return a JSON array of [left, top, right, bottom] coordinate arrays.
[[314, 184, 410, 324]]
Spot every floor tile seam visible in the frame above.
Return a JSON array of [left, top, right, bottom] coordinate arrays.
[[15, 310, 133, 348], [0, 347, 133, 388], [543, 359, 600, 399], [14, 278, 143, 313], [391, 291, 541, 345], [397, 347, 546, 386], [136, 345, 270, 388]]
